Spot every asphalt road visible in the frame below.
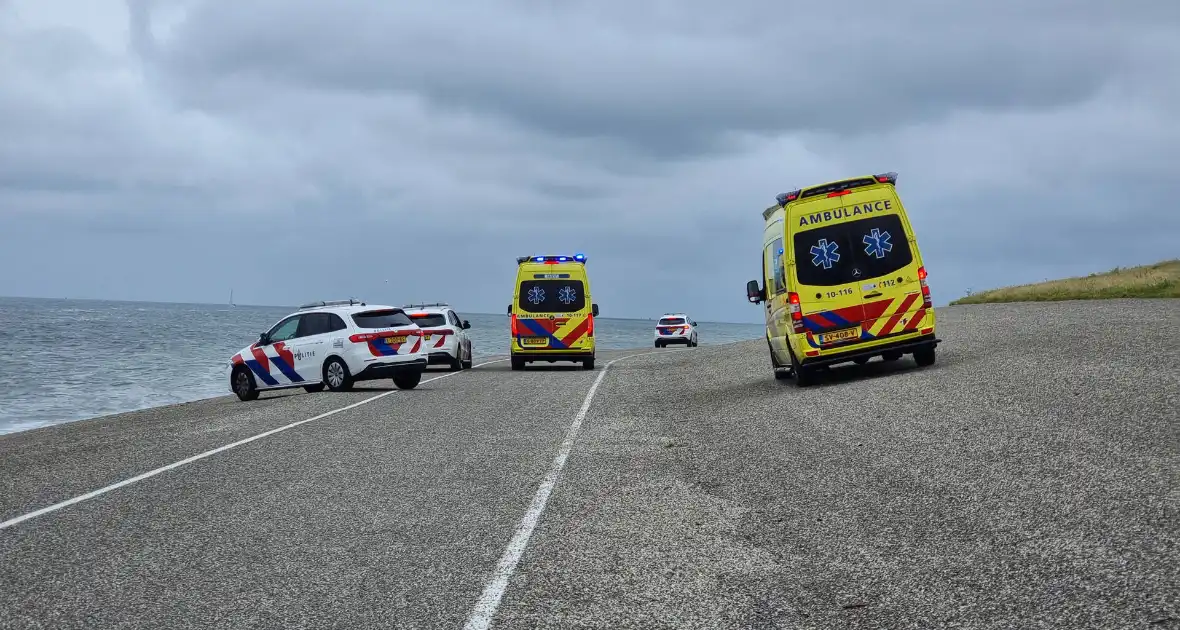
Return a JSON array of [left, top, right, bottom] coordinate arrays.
[[1, 300, 1177, 629]]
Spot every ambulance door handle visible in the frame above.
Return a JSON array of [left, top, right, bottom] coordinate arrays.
[[863, 291, 883, 299]]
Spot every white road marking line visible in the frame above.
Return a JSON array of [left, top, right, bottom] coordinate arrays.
[[462, 351, 661, 630], [0, 359, 508, 532]]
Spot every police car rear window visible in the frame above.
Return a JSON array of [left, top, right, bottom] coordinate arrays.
[[658, 317, 685, 326], [793, 214, 913, 287], [518, 280, 585, 314], [409, 313, 447, 328], [352, 309, 413, 328]]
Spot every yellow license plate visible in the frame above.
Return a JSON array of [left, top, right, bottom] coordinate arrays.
[[424, 334, 432, 340], [385, 335, 408, 344], [521, 337, 549, 346], [819, 327, 859, 344]]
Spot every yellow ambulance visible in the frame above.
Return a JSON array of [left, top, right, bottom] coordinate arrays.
[[508, 254, 599, 370], [746, 172, 940, 386]]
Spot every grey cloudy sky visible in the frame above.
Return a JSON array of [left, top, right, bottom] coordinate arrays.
[[2, 0, 1178, 323]]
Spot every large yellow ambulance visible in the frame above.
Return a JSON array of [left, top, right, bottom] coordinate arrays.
[[746, 172, 940, 386], [508, 254, 599, 371]]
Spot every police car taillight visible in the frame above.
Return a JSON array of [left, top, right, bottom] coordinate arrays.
[[918, 266, 932, 308], [788, 292, 805, 334]]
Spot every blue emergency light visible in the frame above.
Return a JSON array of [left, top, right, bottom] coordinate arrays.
[[517, 254, 588, 265]]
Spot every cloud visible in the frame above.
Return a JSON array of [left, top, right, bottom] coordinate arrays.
[[1, 0, 1178, 320]]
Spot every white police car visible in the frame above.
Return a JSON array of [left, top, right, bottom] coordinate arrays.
[[654, 313, 699, 347], [403, 302, 474, 371], [228, 299, 429, 401]]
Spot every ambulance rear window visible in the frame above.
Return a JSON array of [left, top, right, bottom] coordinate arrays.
[[793, 214, 913, 286], [517, 280, 586, 313]]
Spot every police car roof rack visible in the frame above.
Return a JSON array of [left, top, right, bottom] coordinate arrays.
[[298, 298, 365, 310], [402, 302, 450, 309]]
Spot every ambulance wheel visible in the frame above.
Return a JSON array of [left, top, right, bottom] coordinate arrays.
[[393, 369, 422, 390], [323, 357, 353, 391], [511, 356, 525, 371], [853, 357, 870, 365], [583, 357, 596, 370], [303, 384, 325, 393], [882, 351, 903, 362], [789, 351, 817, 387], [914, 346, 936, 367], [231, 366, 260, 402]]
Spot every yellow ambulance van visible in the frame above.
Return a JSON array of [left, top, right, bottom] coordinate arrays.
[[746, 172, 940, 386], [508, 254, 599, 370]]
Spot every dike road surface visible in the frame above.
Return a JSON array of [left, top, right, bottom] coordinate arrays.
[[1, 300, 1177, 629]]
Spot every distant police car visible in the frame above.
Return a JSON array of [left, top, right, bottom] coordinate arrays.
[[227, 299, 428, 401], [403, 302, 474, 371], [654, 313, 698, 347]]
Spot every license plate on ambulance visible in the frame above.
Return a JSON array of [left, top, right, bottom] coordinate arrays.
[[818, 327, 860, 345], [521, 337, 549, 346], [385, 335, 408, 344]]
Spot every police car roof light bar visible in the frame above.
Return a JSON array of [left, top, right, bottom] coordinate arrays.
[[402, 302, 450, 309], [298, 298, 365, 310]]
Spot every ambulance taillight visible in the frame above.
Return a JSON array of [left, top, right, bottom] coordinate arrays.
[[587, 314, 594, 337], [788, 292, 805, 334], [918, 266, 932, 308], [510, 313, 519, 336]]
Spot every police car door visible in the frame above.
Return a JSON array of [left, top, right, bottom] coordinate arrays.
[[449, 310, 469, 357], [286, 313, 330, 383]]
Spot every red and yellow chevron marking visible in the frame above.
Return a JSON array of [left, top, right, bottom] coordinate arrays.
[[517, 316, 589, 349], [862, 292, 922, 337]]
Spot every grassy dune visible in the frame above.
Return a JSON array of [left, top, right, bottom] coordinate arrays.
[[951, 259, 1180, 305]]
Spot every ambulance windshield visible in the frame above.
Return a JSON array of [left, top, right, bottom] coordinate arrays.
[[793, 214, 913, 287]]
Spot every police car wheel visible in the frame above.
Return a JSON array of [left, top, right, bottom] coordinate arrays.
[[393, 369, 422, 390], [323, 358, 353, 391], [303, 384, 325, 393], [461, 345, 473, 369], [655, 340, 662, 348], [914, 346, 936, 367], [231, 366, 260, 402]]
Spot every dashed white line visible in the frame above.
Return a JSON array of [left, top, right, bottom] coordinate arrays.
[[462, 350, 660, 630], [0, 359, 507, 532]]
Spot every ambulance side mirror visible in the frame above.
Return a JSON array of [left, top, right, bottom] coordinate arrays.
[[746, 280, 765, 304], [507, 304, 512, 315], [592, 303, 600, 317]]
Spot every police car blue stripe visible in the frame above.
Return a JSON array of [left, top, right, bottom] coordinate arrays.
[[244, 360, 280, 386], [270, 357, 304, 382]]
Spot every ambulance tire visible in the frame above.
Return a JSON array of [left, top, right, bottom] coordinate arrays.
[[511, 356, 525, 371], [393, 369, 422, 390], [322, 357, 354, 392], [913, 346, 936, 367], [789, 350, 817, 387], [303, 384, 325, 393], [853, 357, 870, 366], [882, 351, 903, 362], [583, 357, 596, 370], [231, 366, 260, 402], [768, 341, 790, 380]]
